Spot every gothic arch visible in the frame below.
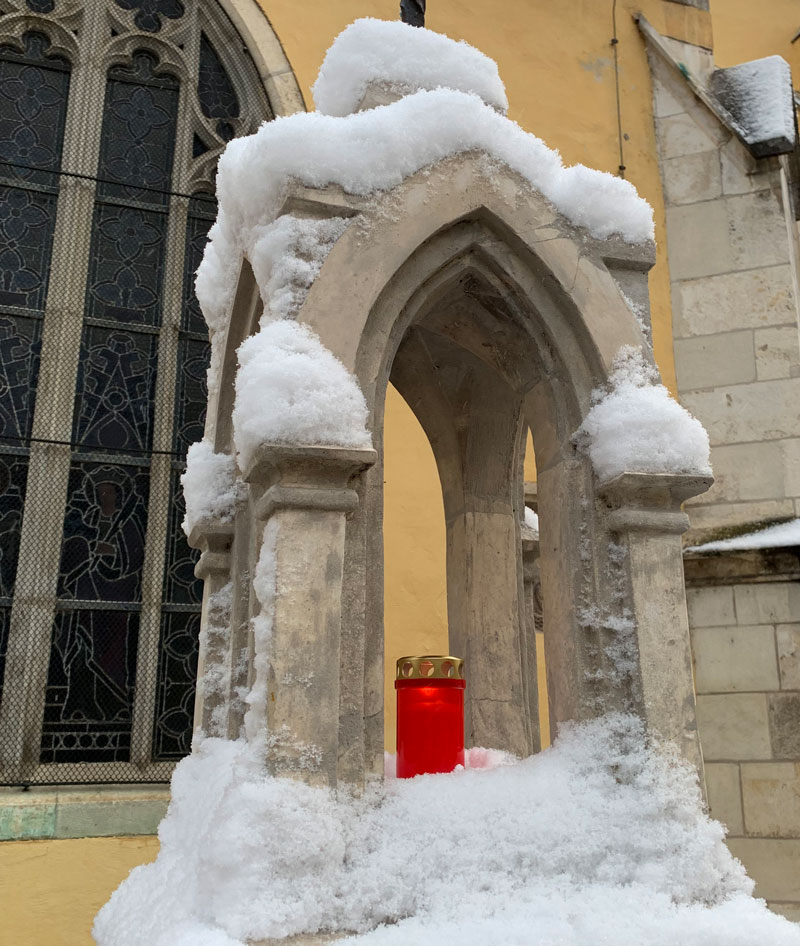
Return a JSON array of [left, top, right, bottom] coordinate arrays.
[[201, 151, 711, 789]]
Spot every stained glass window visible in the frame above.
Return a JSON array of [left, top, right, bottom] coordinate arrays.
[[0, 1, 273, 784]]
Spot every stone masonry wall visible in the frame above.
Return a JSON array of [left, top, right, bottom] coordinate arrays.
[[688, 578, 800, 920], [649, 44, 800, 541]]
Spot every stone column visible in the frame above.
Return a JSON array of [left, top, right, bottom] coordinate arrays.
[[520, 517, 542, 753], [600, 472, 713, 777], [188, 519, 235, 737], [243, 444, 376, 788]]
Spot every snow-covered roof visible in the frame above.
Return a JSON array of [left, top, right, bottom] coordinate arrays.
[[686, 517, 800, 554], [710, 55, 796, 157]]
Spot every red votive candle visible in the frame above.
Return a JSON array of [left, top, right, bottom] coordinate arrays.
[[395, 655, 465, 778]]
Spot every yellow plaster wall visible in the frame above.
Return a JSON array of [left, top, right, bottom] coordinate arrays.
[[0, 836, 159, 946]]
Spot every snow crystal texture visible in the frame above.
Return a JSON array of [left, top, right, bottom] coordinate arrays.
[[576, 346, 711, 482], [181, 440, 246, 535], [233, 320, 371, 471], [312, 18, 508, 116], [93, 714, 800, 946], [713, 55, 795, 150]]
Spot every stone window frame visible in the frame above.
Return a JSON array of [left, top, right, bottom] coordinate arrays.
[[0, 0, 300, 789]]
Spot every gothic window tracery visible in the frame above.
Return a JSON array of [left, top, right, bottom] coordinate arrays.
[[0, 0, 272, 784]]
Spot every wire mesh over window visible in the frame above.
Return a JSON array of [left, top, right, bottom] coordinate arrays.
[[0, 1, 272, 785]]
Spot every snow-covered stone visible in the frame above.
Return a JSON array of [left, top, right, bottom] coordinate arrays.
[[576, 346, 712, 482], [312, 18, 508, 116]]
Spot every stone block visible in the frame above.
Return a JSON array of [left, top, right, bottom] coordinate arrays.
[[742, 762, 800, 837], [735, 583, 800, 626], [685, 498, 796, 534], [662, 151, 721, 206], [705, 762, 744, 834], [686, 585, 735, 627], [692, 625, 778, 693], [673, 265, 795, 338], [727, 191, 791, 271], [681, 379, 800, 446], [769, 693, 800, 759], [781, 439, 800, 498], [768, 903, 800, 922], [658, 111, 720, 159], [726, 838, 800, 900], [778, 625, 800, 689], [674, 331, 755, 391], [696, 693, 772, 760], [665, 201, 732, 280], [720, 137, 764, 196], [54, 798, 168, 839], [755, 327, 800, 381], [701, 441, 785, 504], [652, 80, 684, 119]]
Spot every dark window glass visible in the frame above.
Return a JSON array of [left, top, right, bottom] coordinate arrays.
[[0, 316, 42, 440], [72, 327, 159, 452], [57, 462, 150, 602], [40, 608, 139, 763], [96, 52, 178, 203], [198, 34, 239, 140], [114, 0, 185, 34], [162, 470, 202, 606], [152, 609, 199, 759], [0, 453, 28, 600]]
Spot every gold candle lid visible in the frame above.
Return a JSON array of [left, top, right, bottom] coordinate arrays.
[[396, 655, 465, 680]]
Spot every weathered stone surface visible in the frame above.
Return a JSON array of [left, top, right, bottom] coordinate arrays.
[[782, 439, 800, 498], [673, 265, 795, 338], [666, 201, 732, 280], [704, 762, 744, 834], [662, 150, 722, 205], [685, 498, 796, 534], [741, 762, 800, 838], [692, 624, 778, 693], [755, 326, 800, 381], [769, 693, 800, 759], [727, 838, 800, 900], [682, 379, 800, 446], [735, 583, 800, 626], [777, 625, 800, 689], [686, 585, 735, 627], [700, 441, 785, 504], [658, 111, 720, 159], [696, 693, 772, 760], [674, 331, 755, 391]]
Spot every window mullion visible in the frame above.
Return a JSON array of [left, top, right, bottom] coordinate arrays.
[[128, 82, 193, 767]]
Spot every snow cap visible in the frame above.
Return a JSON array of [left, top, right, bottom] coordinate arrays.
[[312, 18, 508, 116]]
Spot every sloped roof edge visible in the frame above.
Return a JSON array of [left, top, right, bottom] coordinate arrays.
[[637, 15, 796, 158]]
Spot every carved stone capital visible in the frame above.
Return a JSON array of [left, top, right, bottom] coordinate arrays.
[[243, 443, 377, 521], [599, 471, 713, 535], [187, 518, 235, 579]]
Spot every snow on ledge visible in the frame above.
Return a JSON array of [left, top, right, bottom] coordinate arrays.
[[312, 18, 508, 116], [232, 320, 371, 471], [686, 517, 800, 554], [575, 347, 711, 482], [181, 440, 246, 536]]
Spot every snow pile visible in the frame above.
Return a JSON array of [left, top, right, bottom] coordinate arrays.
[[687, 517, 800, 553], [93, 713, 800, 946], [181, 440, 246, 535], [576, 346, 711, 482], [523, 505, 539, 538], [312, 18, 508, 116], [195, 26, 655, 341], [232, 320, 371, 471], [248, 215, 350, 321], [712, 56, 796, 153]]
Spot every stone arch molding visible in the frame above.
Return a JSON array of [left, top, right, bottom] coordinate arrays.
[[187, 22, 713, 792]]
